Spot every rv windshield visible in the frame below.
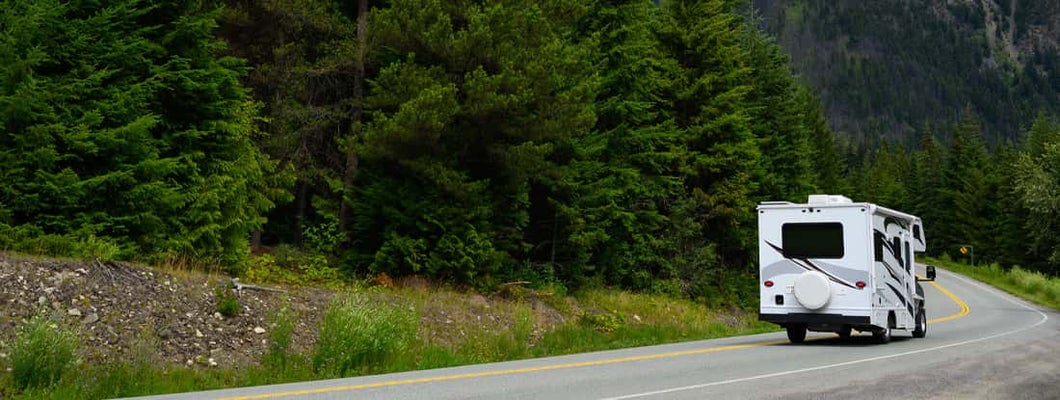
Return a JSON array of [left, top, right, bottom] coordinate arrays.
[[782, 222, 844, 258]]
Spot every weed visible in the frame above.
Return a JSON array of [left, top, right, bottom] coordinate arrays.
[[312, 293, 417, 377], [215, 285, 241, 318], [263, 303, 297, 373], [10, 311, 79, 390]]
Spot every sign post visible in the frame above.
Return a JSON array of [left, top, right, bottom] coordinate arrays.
[[959, 245, 974, 266]]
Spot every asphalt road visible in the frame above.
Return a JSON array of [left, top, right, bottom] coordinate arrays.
[[128, 266, 1058, 400]]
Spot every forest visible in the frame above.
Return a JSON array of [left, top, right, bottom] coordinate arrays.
[[1, 0, 1058, 307], [754, 0, 1060, 143]]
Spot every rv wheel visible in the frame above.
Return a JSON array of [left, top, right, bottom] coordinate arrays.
[[837, 325, 852, 339], [873, 326, 890, 343], [912, 309, 927, 338], [786, 325, 807, 344], [874, 314, 894, 344]]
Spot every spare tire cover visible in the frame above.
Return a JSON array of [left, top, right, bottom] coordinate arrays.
[[794, 271, 832, 310]]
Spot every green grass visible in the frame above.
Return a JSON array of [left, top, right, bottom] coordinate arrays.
[[924, 257, 1060, 310], [7, 311, 78, 391], [312, 293, 418, 377], [1, 287, 775, 399]]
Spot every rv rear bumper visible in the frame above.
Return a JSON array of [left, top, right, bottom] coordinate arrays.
[[759, 313, 870, 325]]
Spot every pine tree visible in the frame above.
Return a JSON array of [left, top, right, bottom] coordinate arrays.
[[741, 22, 816, 202], [940, 110, 992, 262], [656, 0, 763, 298], [541, 0, 683, 290], [0, 0, 281, 265], [910, 125, 947, 257], [352, 0, 595, 286]]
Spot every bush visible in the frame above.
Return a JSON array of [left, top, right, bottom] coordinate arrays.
[[11, 311, 79, 390], [215, 286, 241, 318], [243, 246, 343, 287], [312, 294, 417, 377]]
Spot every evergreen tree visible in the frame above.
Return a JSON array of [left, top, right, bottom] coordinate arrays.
[[544, 0, 682, 290], [352, 0, 595, 286], [940, 111, 991, 262], [1013, 114, 1060, 274], [910, 125, 947, 256], [856, 142, 911, 211], [219, 0, 359, 248], [657, 0, 763, 298], [988, 140, 1030, 268], [0, 0, 281, 265], [798, 86, 843, 193], [740, 22, 816, 202]]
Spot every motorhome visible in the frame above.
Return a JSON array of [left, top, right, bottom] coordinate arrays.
[[757, 195, 935, 343]]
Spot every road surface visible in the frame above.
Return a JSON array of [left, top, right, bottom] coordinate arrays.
[[128, 266, 1058, 400]]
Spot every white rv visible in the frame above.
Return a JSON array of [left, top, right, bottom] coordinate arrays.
[[757, 195, 936, 343]]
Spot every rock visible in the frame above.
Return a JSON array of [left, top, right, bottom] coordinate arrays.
[[208, 358, 217, 367], [253, 327, 266, 334], [213, 312, 223, 319], [37, 296, 47, 305], [195, 329, 204, 338], [633, 314, 642, 322], [469, 294, 489, 308], [68, 308, 82, 317], [44, 287, 56, 294], [84, 313, 99, 324]]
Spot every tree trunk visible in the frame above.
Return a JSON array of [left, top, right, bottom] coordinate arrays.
[[338, 0, 368, 243]]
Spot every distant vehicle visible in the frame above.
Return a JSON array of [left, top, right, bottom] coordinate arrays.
[[757, 195, 936, 344]]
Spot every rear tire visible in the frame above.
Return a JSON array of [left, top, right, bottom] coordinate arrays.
[[787, 325, 807, 344], [837, 325, 852, 339], [912, 308, 927, 338], [873, 326, 890, 343], [873, 314, 895, 344]]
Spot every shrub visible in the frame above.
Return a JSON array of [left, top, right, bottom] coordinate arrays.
[[312, 294, 417, 377], [215, 286, 241, 318], [11, 311, 79, 390]]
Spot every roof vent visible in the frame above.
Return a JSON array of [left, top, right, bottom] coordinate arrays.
[[807, 194, 852, 205]]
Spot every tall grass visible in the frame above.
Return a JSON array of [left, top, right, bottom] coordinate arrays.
[[9, 311, 78, 391], [312, 293, 418, 377], [926, 257, 1060, 310], [1, 288, 775, 398]]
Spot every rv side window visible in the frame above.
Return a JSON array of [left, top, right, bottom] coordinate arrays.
[[913, 225, 922, 241], [782, 223, 844, 259], [905, 241, 912, 272], [875, 232, 885, 262], [892, 237, 903, 267]]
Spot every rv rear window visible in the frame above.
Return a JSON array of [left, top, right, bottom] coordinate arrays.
[[782, 223, 844, 259]]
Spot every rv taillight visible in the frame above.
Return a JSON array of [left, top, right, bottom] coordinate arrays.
[[764, 280, 774, 288], [855, 281, 866, 289]]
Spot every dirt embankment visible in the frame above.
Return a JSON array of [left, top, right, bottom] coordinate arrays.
[[0, 254, 333, 369], [0, 254, 568, 371]]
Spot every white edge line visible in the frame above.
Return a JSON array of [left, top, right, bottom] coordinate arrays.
[[600, 268, 1051, 400]]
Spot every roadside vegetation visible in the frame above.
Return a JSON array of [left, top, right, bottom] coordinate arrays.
[[925, 257, 1060, 311], [0, 256, 776, 400]]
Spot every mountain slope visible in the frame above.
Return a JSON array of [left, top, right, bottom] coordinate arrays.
[[753, 0, 1060, 143]]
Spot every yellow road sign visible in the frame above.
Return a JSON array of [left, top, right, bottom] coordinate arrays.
[[960, 246, 968, 255]]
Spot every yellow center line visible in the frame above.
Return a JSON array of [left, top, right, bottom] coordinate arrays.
[[217, 280, 971, 400], [217, 341, 790, 400], [927, 280, 971, 324]]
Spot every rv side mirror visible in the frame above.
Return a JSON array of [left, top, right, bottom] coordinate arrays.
[[919, 265, 937, 282]]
